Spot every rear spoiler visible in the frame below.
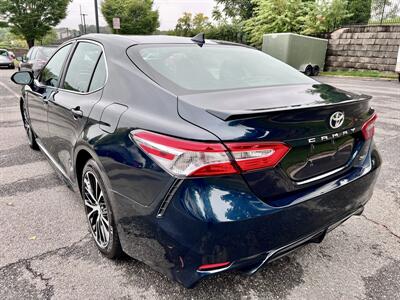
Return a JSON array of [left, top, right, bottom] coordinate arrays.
[[207, 95, 372, 121]]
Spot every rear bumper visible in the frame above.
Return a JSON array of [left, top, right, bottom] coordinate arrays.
[[114, 144, 381, 288]]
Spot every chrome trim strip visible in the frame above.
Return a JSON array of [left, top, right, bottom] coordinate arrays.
[[197, 263, 233, 274], [156, 179, 183, 218], [295, 146, 361, 186], [295, 165, 347, 185], [36, 139, 70, 180], [56, 39, 109, 95]]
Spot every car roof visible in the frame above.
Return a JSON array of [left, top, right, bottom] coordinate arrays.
[[34, 46, 57, 49], [70, 34, 247, 49]]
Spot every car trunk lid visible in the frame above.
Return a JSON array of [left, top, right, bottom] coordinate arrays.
[[177, 83, 373, 198]]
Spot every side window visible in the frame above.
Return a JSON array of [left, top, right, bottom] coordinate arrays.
[[88, 53, 106, 92], [26, 48, 33, 59], [30, 48, 38, 60], [39, 44, 72, 87], [63, 42, 102, 93]]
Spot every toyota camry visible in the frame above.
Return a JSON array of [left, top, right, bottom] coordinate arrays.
[[11, 34, 381, 288]]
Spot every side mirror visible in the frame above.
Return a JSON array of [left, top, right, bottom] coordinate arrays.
[[11, 71, 33, 86]]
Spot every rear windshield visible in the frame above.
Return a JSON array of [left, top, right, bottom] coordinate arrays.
[[37, 47, 56, 60], [127, 44, 315, 94]]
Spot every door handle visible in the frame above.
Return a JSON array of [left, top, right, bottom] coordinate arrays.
[[71, 107, 83, 119]]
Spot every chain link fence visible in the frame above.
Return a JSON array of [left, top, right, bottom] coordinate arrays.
[[370, 0, 400, 24]]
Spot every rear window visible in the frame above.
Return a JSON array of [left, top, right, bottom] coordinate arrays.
[[37, 48, 56, 60], [128, 44, 314, 93]]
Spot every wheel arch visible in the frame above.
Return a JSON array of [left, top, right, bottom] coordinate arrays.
[[74, 144, 111, 196]]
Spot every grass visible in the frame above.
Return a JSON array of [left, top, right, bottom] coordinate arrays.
[[321, 70, 399, 79]]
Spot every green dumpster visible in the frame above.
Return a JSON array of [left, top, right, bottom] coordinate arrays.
[[262, 33, 328, 76]]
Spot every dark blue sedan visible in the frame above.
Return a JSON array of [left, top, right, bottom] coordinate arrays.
[[11, 34, 381, 288]]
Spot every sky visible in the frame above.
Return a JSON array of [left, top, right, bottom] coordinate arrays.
[[57, 0, 216, 31]]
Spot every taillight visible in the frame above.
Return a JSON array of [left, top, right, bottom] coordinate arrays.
[[131, 130, 290, 177], [361, 114, 377, 140], [226, 142, 290, 171], [131, 130, 237, 177]]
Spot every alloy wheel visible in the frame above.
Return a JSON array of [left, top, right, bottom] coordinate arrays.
[[83, 171, 110, 248]]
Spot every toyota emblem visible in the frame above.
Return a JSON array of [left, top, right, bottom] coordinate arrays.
[[329, 112, 345, 129]]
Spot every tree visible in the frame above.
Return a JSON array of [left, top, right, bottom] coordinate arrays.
[[0, 28, 27, 48], [319, 0, 352, 32], [41, 28, 58, 45], [192, 13, 210, 32], [214, 0, 255, 20], [101, 0, 159, 34], [174, 12, 211, 37], [244, 0, 352, 47], [372, 0, 400, 21], [0, 0, 70, 48], [175, 12, 193, 36], [244, 0, 314, 47], [344, 0, 372, 24]]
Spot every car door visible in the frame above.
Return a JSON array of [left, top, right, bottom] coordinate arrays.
[[22, 47, 37, 70], [47, 41, 107, 179], [26, 43, 72, 146]]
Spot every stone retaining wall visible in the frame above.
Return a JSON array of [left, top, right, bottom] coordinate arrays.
[[325, 25, 400, 72]]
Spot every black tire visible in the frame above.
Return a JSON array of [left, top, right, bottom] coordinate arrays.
[[21, 101, 39, 150], [304, 65, 313, 76], [313, 65, 320, 76], [81, 159, 123, 258]]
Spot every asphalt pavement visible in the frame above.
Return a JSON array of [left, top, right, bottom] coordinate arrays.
[[0, 68, 399, 299]]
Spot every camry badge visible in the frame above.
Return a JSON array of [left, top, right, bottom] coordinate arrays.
[[329, 112, 345, 129]]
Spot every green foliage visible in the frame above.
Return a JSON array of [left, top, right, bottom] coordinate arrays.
[[322, 70, 398, 79], [344, 0, 372, 24], [174, 12, 210, 36], [213, 0, 255, 20], [205, 21, 247, 44], [372, 0, 400, 21], [0, 0, 70, 48], [317, 0, 352, 32], [175, 12, 196, 36], [173, 12, 246, 44], [0, 28, 27, 48], [244, 0, 352, 47], [244, 0, 314, 47], [192, 13, 211, 32], [40, 28, 58, 45], [101, 0, 159, 34]]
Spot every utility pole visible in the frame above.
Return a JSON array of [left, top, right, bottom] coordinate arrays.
[[94, 0, 100, 33], [79, 5, 88, 34], [82, 13, 88, 34], [79, 5, 84, 35]]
